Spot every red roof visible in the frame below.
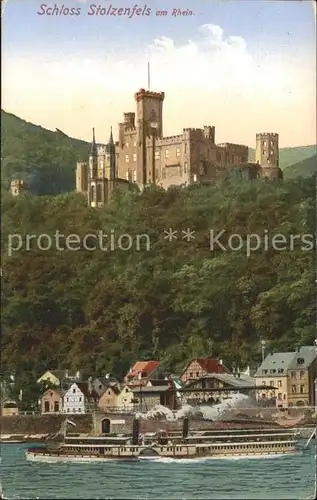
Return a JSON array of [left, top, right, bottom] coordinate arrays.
[[196, 358, 230, 374], [126, 361, 160, 379]]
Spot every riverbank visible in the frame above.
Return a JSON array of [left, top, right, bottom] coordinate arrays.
[[1, 413, 316, 441]]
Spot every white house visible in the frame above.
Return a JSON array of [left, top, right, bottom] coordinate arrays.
[[63, 382, 88, 414]]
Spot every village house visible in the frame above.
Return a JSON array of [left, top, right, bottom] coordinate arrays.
[[180, 373, 256, 406], [124, 360, 161, 387], [132, 379, 176, 411], [63, 382, 97, 414], [180, 358, 231, 384], [98, 385, 120, 411], [287, 346, 317, 407], [37, 369, 81, 388], [254, 352, 296, 408], [41, 389, 63, 414], [116, 385, 134, 411], [0, 399, 19, 416]]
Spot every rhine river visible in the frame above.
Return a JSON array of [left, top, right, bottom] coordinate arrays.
[[1, 443, 316, 499]]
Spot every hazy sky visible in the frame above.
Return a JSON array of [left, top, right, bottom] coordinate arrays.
[[2, 0, 316, 147]]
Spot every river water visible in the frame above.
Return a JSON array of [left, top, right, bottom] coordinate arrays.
[[1, 442, 316, 499]]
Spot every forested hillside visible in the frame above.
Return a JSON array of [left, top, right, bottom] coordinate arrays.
[[1, 179, 315, 386], [283, 154, 317, 179], [1, 110, 89, 194]]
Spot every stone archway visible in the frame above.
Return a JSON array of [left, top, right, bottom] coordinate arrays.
[[101, 418, 111, 434]]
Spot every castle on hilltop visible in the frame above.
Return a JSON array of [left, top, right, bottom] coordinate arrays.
[[76, 88, 283, 207]]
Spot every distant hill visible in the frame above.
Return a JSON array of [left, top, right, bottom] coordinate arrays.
[[1, 110, 89, 195], [283, 154, 317, 179], [249, 145, 316, 170]]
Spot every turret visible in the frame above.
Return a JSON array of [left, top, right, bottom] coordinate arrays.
[[89, 128, 98, 179], [108, 126, 116, 181]]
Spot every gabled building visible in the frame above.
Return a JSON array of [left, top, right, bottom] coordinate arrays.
[[41, 389, 63, 414], [287, 346, 317, 407], [117, 385, 134, 411], [180, 358, 231, 384], [98, 385, 120, 411], [132, 384, 176, 411], [63, 382, 97, 414], [254, 352, 296, 408], [124, 361, 161, 386], [37, 369, 81, 388]]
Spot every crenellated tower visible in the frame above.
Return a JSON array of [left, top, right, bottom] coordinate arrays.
[[256, 133, 282, 180], [134, 88, 165, 186]]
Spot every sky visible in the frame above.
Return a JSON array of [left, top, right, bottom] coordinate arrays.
[[2, 0, 316, 147]]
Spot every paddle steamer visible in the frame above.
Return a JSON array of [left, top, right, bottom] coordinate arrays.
[[25, 418, 307, 462]]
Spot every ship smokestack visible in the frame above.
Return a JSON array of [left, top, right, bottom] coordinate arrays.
[[182, 417, 189, 440], [132, 418, 140, 445]]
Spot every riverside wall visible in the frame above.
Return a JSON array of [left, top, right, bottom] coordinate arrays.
[[1, 411, 316, 437]]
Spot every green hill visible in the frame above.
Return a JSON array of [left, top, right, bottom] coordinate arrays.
[[1, 180, 315, 390], [1, 110, 90, 195], [283, 154, 317, 179], [249, 145, 316, 170]]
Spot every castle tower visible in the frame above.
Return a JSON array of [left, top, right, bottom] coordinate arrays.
[[134, 88, 165, 186], [256, 133, 281, 180]]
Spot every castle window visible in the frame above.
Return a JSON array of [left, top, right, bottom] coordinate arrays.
[[155, 150, 160, 160], [126, 172, 130, 181], [125, 155, 130, 163], [263, 141, 267, 147], [126, 142, 129, 148], [133, 153, 137, 163], [184, 162, 188, 174], [176, 147, 181, 157], [133, 171, 137, 182], [267, 159, 270, 164], [133, 141, 137, 147], [165, 149, 169, 158], [300, 385, 304, 393], [270, 150, 274, 155], [292, 385, 296, 393]]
